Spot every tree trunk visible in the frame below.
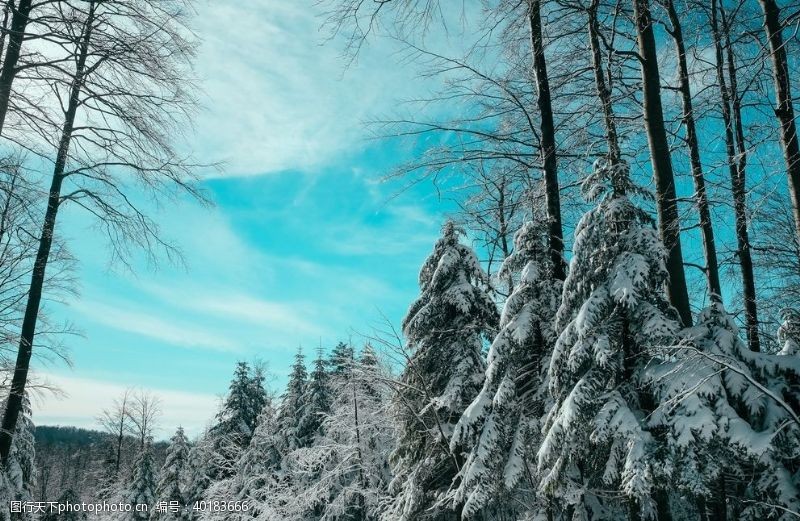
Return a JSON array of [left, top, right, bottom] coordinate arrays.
[[0, 1, 96, 466], [0, 0, 33, 137], [587, 0, 621, 163], [663, 0, 723, 303], [632, 0, 692, 328], [710, 0, 761, 352], [758, 0, 800, 244], [528, 0, 566, 281]]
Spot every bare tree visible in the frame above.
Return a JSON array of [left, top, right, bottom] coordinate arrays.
[[707, 0, 761, 352], [660, 0, 723, 302], [97, 388, 132, 475], [125, 389, 162, 450], [756, 0, 800, 244], [0, 0, 206, 465], [0, 0, 34, 136]]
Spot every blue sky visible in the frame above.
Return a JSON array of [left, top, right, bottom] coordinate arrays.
[[32, 1, 471, 437]]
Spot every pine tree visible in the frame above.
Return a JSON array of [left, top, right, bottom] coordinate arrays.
[[232, 401, 291, 520], [329, 342, 355, 377], [236, 400, 282, 499], [152, 427, 191, 521], [276, 349, 308, 453], [284, 345, 393, 521], [538, 159, 681, 519], [298, 348, 332, 444], [649, 303, 800, 519], [124, 439, 158, 521], [183, 433, 213, 516], [385, 221, 499, 521], [208, 362, 266, 479], [451, 220, 561, 519], [96, 442, 122, 502]]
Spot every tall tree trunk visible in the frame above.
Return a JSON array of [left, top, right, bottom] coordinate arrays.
[[710, 0, 761, 352], [0, 0, 33, 138], [587, 0, 621, 163], [632, 0, 692, 328], [663, 0, 723, 303], [724, 6, 760, 353], [758, 0, 800, 244], [528, 0, 566, 281], [0, 1, 96, 465]]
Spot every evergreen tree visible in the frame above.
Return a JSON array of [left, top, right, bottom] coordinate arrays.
[[298, 348, 332, 444], [183, 433, 213, 516], [451, 220, 561, 519], [124, 439, 158, 521], [385, 221, 499, 521], [282, 345, 393, 521], [538, 159, 681, 519], [96, 443, 122, 502], [207, 362, 266, 479], [329, 342, 355, 377], [247, 364, 268, 432], [650, 303, 800, 519], [236, 400, 282, 499], [276, 348, 308, 453], [152, 427, 190, 521]]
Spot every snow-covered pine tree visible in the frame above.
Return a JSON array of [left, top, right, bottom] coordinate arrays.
[[778, 308, 800, 356], [275, 349, 308, 453], [385, 220, 499, 521], [649, 303, 800, 519], [538, 158, 680, 520], [247, 364, 268, 431], [183, 433, 213, 517], [96, 443, 123, 502], [206, 362, 267, 481], [287, 343, 394, 521], [359, 343, 381, 399], [152, 427, 191, 521], [329, 342, 355, 377], [451, 220, 561, 519], [233, 400, 282, 507], [123, 439, 157, 521], [298, 347, 332, 445]]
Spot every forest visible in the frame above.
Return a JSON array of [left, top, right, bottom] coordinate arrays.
[[0, 0, 798, 520]]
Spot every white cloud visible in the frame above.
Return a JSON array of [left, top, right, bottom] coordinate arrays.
[[191, 2, 402, 176], [32, 372, 219, 438], [69, 299, 241, 353]]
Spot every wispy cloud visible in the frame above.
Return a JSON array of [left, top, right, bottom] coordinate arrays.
[[192, 2, 405, 177], [69, 300, 241, 352]]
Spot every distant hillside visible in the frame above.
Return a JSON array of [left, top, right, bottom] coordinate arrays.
[[34, 425, 168, 502]]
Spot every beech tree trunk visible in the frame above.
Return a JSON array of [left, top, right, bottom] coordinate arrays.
[[710, 0, 761, 352], [758, 0, 800, 244], [0, 0, 33, 137], [632, 0, 692, 328], [528, 0, 566, 281], [0, 1, 96, 465], [663, 0, 723, 303], [587, 0, 621, 163]]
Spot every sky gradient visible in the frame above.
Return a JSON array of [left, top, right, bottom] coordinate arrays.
[[32, 1, 468, 438]]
